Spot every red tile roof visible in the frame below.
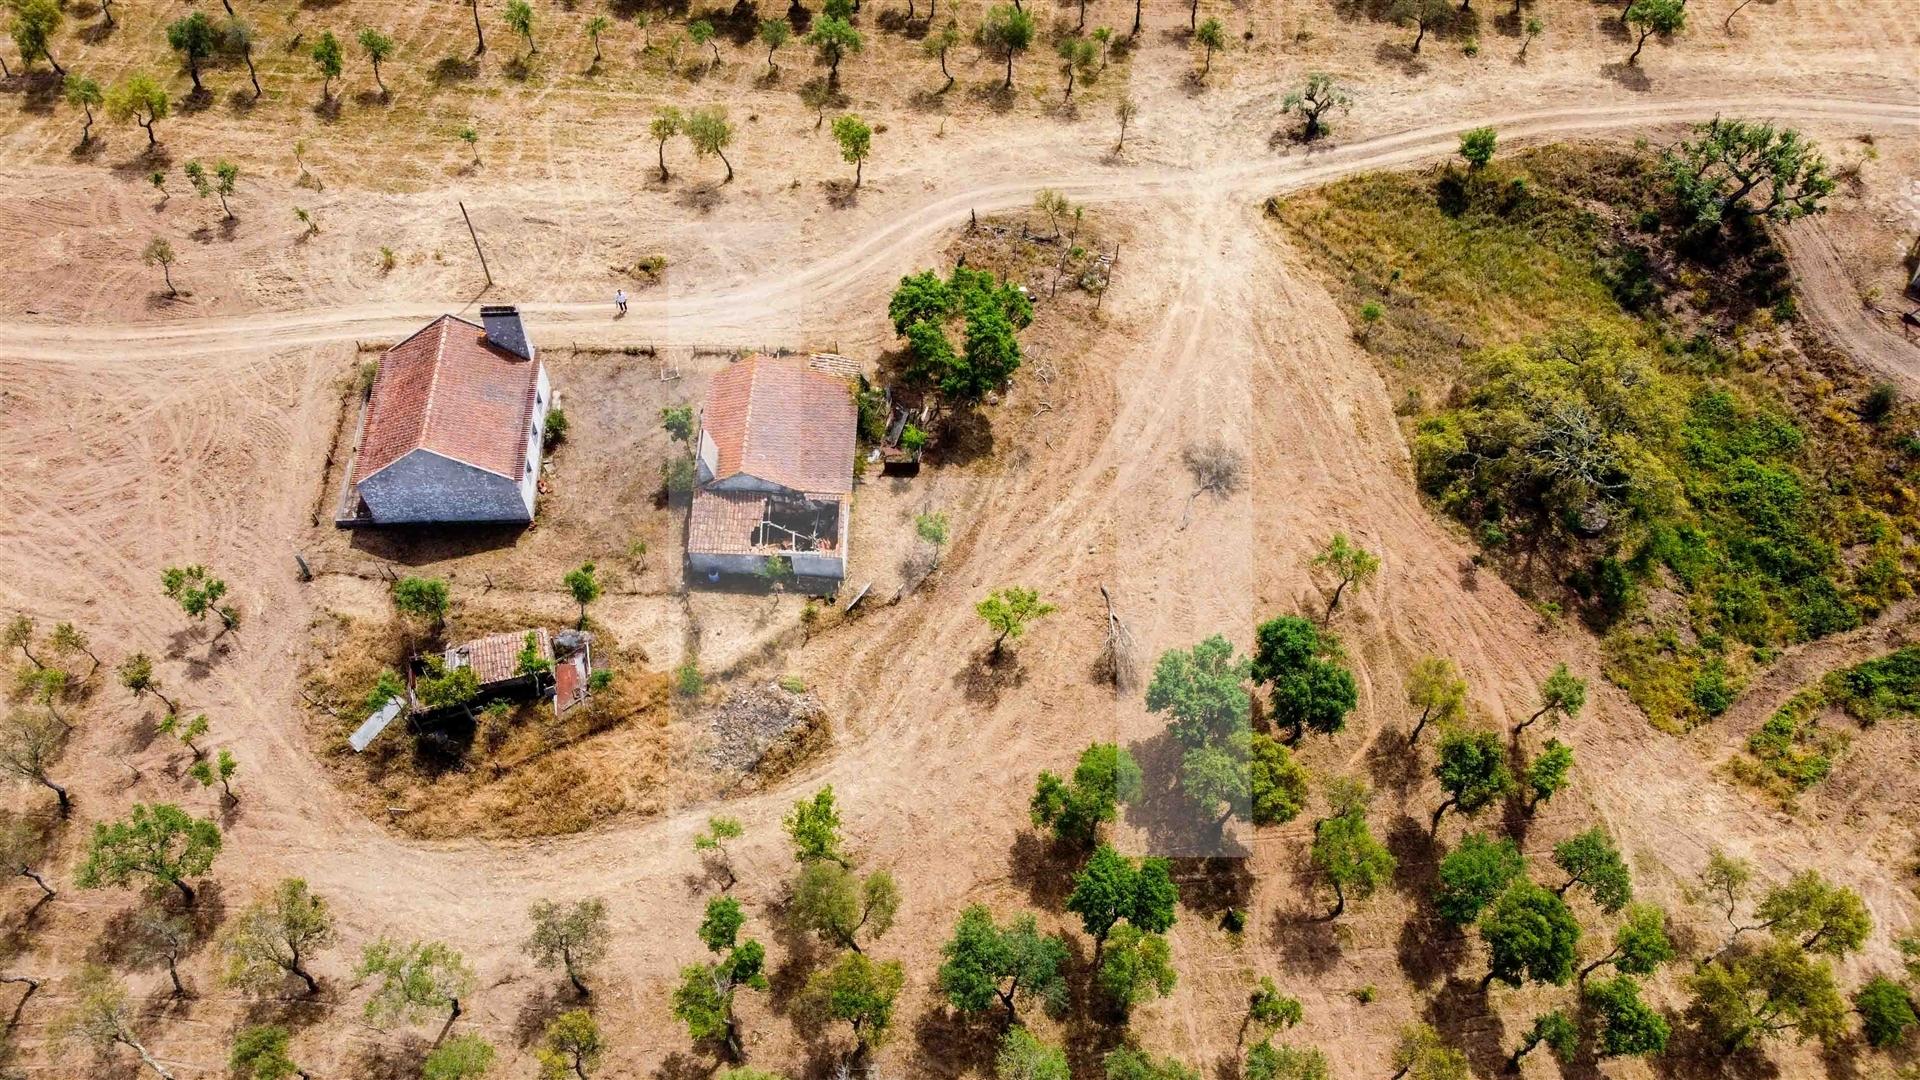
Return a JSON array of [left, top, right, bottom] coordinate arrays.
[[353, 315, 540, 486], [702, 356, 856, 495], [446, 628, 551, 687]]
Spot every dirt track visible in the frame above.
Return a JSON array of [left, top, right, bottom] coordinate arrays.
[[5, 4, 1920, 1076]]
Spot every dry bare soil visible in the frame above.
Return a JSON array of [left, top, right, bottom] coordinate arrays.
[[2, 0, 1920, 1078]]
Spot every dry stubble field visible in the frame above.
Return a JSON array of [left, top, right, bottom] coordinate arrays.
[[3, 0, 1920, 1077]]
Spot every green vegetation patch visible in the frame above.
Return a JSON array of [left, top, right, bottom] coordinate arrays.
[[1822, 645, 1920, 724], [1729, 689, 1847, 802], [1272, 146, 1920, 731]]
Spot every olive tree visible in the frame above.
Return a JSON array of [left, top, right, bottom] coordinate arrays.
[[1253, 617, 1356, 740], [806, 16, 860, 85], [832, 113, 872, 187], [526, 897, 611, 997], [1065, 843, 1178, 958], [106, 73, 170, 148], [1664, 117, 1834, 231], [935, 905, 1070, 1022], [1281, 73, 1350, 141], [1519, 663, 1585, 732], [788, 861, 899, 953], [1433, 832, 1523, 926], [980, 4, 1035, 91], [1030, 742, 1141, 848], [976, 587, 1055, 661], [54, 967, 172, 1078], [801, 952, 904, 1065], [685, 106, 736, 184], [1685, 940, 1847, 1050], [220, 878, 336, 996], [1311, 533, 1378, 620], [1405, 655, 1465, 744], [1581, 902, 1672, 979], [1480, 881, 1580, 990], [1309, 780, 1394, 919], [0, 711, 70, 816], [357, 938, 476, 1046], [1552, 827, 1632, 913], [1430, 728, 1513, 833], [76, 803, 221, 905], [537, 1010, 604, 1078], [1624, 0, 1683, 64]]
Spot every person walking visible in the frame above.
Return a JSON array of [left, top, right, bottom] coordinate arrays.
[[614, 288, 628, 315]]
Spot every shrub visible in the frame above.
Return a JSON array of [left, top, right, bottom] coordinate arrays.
[[675, 661, 704, 698], [543, 408, 569, 448]]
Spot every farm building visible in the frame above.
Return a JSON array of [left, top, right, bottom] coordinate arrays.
[[688, 354, 857, 581], [338, 305, 552, 526], [348, 628, 595, 752]]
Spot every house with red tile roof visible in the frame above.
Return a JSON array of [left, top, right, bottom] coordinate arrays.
[[689, 354, 857, 581], [340, 305, 552, 526]]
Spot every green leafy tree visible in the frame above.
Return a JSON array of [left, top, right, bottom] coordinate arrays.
[[1623, 0, 1683, 64], [230, 1025, 307, 1080], [1405, 655, 1465, 744], [1056, 35, 1095, 101], [1191, 17, 1224, 80], [1507, 1010, 1575, 1071], [936, 905, 1070, 1022], [585, 15, 608, 63], [1244, 1042, 1326, 1080], [922, 21, 960, 91], [1248, 976, 1303, 1033], [1180, 730, 1251, 826], [1750, 869, 1871, 957], [1098, 924, 1175, 1018], [685, 106, 736, 183], [1552, 827, 1632, 913], [998, 1026, 1068, 1080], [976, 587, 1056, 660], [1457, 126, 1497, 170], [357, 938, 476, 1046], [1520, 664, 1586, 731], [505, 0, 536, 54], [536, 1010, 602, 1079], [1433, 832, 1523, 926], [1431, 728, 1513, 832], [1855, 975, 1917, 1048], [1066, 844, 1178, 956], [1585, 975, 1671, 1057], [800, 952, 905, 1062], [189, 748, 238, 801], [1663, 117, 1833, 231], [1281, 72, 1350, 141], [695, 816, 744, 888], [1104, 1048, 1196, 1080], [358, 28, 394, 92], [1113, 96, 1137, 152], [832, 113, 872, 187], [167, 12, 218, 92], [1312, 534, 1379, 619], [392, 576, 451, 631], [672, 904, 767, 1061], [784, 786, 845, 865], [1583, 902, 1673, 979], [1146, 635, 1250, 747], [807, 16, 861, 85], [1525, 739, 1573, 808], [563, 563, 601, 627], [106, 73, 170, 148], [1309, 784, 1394, 919], [424, 1035, 496, 1080], [1388, 1022, 1468, 1080], [1480, 880, 1581, 990], [311, 30, 344, 100], [526, 898, 610, 997], [219, 879, 335, 996], [1030, 742, 1142, 847], [1249, 733, 1308, 826], [10, 0, 64, 74], [1391, 0, 1451, 53], [757, 18, 789, 74], [689, 19, 719, 69], [648, 107, 683, 181], [980, 4, 1034, 90], [161, 565, 237, 632], [1252, 617, 1357, 740], [416, 659, 480, 714], [224, 16, 262, 97], [788, 861, 899, 953], [76, 803, 220, 905], [1686, 939, 1847, 1050], [661, 403, 695, 442]]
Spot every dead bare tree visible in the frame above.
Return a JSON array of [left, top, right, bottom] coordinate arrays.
[[1096, 584, 1139, 691], [1178, 439, 1247, 529]]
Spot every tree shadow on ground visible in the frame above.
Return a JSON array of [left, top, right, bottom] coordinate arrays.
[[1422, 975, 1509, 1078], [1006, 829, 1081, 911]]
